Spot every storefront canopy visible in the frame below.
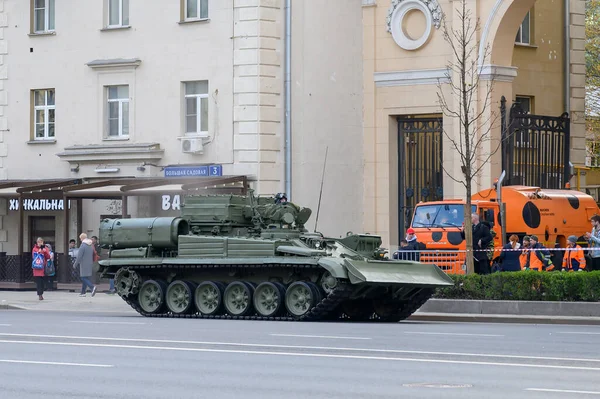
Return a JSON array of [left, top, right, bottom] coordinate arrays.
[[1, 175, 249, 256]]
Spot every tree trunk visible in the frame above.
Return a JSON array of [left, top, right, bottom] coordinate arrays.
[[464, 196, 475, 275]]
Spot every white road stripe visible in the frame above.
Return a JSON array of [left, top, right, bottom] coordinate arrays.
[[0, 324, 11, 327], [0, 333, 598, 364], [526, 388, 600, 395], [404, 332, 504, 338], [0, 359, 113, 368], [270, 334, 371, 340], [69, 321, 147, 325], [0, 339, 597, 371], [554, 332, 600, 336]]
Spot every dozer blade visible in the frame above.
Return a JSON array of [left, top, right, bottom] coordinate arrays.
[[343, 259, 454, 287]]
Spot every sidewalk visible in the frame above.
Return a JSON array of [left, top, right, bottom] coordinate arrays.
[[0, 287, 136, 313]]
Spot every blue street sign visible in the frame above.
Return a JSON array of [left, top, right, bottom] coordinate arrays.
[[209, 165, 222, 176], [164, 165, 209, 178]]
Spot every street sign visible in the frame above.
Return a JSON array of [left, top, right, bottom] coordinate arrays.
[[164, 165, 223, 178]]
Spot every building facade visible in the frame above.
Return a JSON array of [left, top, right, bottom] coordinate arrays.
[[0, 0, 364, 255], [362, 0, 586, 249]]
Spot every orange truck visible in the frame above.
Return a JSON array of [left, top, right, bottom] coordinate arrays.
[[408, 184, 600, 274]]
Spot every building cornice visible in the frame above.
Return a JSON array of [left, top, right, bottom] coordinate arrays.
[[86, 58, 141, 69], [56, 142, 164, 163], [374, 68, 450, 87], [478, 64, 518, 82]]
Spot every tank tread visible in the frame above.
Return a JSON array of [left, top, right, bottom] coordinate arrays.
[[371, 288, 434, 322], [119, 263, 354, 322]]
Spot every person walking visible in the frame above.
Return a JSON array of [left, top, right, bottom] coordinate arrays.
[[31, 237, 51, 300], [73, 233, 97, 297], [498, 234, 522, 271]]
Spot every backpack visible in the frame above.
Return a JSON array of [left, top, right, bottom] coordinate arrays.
[[32, 251, 45, 270], [45, 252, 55, 276]]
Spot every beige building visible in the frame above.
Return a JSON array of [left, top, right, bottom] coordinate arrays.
[[0, 0, 364, 256], [0, 0, 586, 259], [362, 0, 586, 248]]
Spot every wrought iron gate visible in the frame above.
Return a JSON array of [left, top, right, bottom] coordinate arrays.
[[501, 97, 570, 188], [397, 116, 444, 237]]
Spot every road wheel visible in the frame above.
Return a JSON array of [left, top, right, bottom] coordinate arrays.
[[166, 280, 195, 314], [138, 280, 167, 314], [224, 281, 254, 316], [253, 282, 285, 317], [285, 282, 317, 319], [195, 281, 225, 316]]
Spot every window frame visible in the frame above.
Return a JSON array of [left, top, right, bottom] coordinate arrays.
[[107, 0, 129, 28], [106, 85, 130, 138], [515, 10, 531, 45], [32, 89, 56, 141], [183, 0, 209, 22], [184, 81, 209, 136], [32, 0, 55, 34]]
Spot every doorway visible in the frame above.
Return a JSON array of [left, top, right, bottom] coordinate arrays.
[[397, 116, 444, 237], [29, 216, 56, 250]]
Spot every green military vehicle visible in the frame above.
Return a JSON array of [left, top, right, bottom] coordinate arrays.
[[97, 192, 452, 322]]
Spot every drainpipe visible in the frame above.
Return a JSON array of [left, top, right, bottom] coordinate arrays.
[[564, 0, 570, 114], [284, 0, 292, 199]]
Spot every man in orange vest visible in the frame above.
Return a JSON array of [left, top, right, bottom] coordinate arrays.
[[562, 235, 586, 272]]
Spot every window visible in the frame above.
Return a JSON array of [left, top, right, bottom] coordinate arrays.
[[184, 0, 209, 21], [33, 89, 55, 140], [107, 85, 129, 137], [108, 0, 129, 27], [515, 11, 530, 44], [184, 81, 208, 135], [515, 96, 532, 114], [32, 0, 55, 33]]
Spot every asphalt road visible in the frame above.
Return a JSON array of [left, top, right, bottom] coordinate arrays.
[[0, 310, 599, 398]]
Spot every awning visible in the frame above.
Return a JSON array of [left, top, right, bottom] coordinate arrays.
[[3, 176, 248, 198]]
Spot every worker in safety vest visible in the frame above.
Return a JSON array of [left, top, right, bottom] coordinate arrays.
[[562, 235, 586, 272], [529, 235, 553, 271], [520, 236, 532, 270]]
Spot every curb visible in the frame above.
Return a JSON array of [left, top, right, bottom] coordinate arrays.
[[0, 301, 26, 310], [419, 298, 600, 318], [409, 312, 600, 326]]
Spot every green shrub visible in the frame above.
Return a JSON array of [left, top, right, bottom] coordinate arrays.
[[433, 271, 600, 302]]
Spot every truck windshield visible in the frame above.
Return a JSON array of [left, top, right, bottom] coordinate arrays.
[[411, 204, 477, 228]]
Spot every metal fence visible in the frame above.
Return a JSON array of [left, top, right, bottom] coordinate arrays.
[[0, 253, 81, 284], [390, 247, 596, 274]]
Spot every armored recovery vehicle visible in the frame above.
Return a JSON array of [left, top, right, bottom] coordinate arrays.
[[98, 192, 453, 322]]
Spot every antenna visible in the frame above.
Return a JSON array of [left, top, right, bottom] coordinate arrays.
[[314, 146, 328, 233]]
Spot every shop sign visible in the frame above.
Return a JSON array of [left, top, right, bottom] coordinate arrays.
[[9, 198, 71, 211], [164, 164, 222, 178], [161, 195, 181, 211]]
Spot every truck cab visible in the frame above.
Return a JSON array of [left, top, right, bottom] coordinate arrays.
[[409, 200, 501, 274]]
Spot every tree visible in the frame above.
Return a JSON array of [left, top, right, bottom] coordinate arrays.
[[435, 0, 500, 275], [586, 1, 600, 142]]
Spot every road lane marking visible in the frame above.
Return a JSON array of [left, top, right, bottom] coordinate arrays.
[[554, 332, 600, 336], [0, 333, 599, 364], [0, 359, 113, 368], [0, 339, 597, 371], [404, 332, 504, 338], [270, 334, 371, 340], [526, 388, 600, 395], [69, 321, 147, 325], [0, 324, 11, 327]]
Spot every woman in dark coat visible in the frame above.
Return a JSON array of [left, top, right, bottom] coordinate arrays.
[[498, 234, 522, 272]]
